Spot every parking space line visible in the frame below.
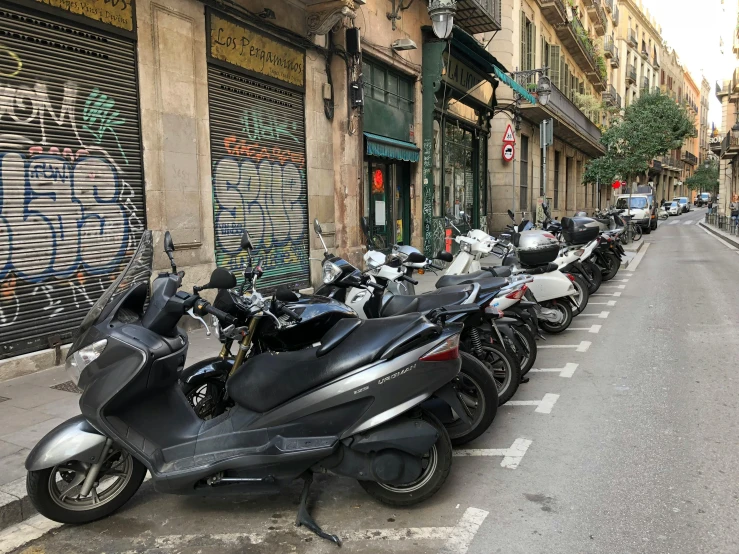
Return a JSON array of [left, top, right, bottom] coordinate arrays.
[[506, 393, 560, 414], [593, 291, 621, 297], [578, 311, 609, 319], [539, 340, 591, 352], [529, 362, 578, 378], [454, 438, 533, 469], [600, 284, 625, 289], [565, 324, 601, 333], [589, 300, 617, 306]]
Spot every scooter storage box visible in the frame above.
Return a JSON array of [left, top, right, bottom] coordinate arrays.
[[516, 230, 560, 267], [561, 217, 600, 244]]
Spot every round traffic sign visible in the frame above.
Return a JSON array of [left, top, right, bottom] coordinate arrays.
[[502, 142, 515, 162]]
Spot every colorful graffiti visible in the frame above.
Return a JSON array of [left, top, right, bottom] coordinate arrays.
[[0, 65, 142, 355]]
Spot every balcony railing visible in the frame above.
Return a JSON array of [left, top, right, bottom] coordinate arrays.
[[652, 54, 660, 68], [626, 64, 636, 85], [627, 28, 637, 47], [540, 0, 567, 25], [719, 131, 739, 158], [603, 84, 620, 108], [681, 151, 698, 165], [605, 0, 613, 13], [603, 35, 614, 58], [454, 0, 501, 33], [613, 4, 619, 26], [642, 76, 650, 90], [610, 45, 620, 68], [588, 0, 606, 35], [640, 42, 649, 59], [555, 15, 602, 88]]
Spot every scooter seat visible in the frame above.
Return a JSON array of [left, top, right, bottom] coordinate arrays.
[[435, 272, 508, 292], [381, 290, 468, 317], [481, 266, 512, 278], [227, 314, 436, 413]]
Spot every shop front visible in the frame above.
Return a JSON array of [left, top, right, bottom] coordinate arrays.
[[421, 28, 502, 256], [361, 58, 419, 250]]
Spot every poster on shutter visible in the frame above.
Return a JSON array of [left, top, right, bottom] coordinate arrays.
[[34, 0, 135, 31], [209, 13, 305, 89], [0, 6, 145, 358]]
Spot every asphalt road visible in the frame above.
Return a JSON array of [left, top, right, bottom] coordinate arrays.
[[9, 207, 739, 554]]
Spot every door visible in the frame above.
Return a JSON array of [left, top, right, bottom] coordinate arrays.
[[365, 161, 410, 249], [0, 3, 144, 359]]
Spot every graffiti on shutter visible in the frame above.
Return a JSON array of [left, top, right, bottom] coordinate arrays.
[[0, 5, 144, 358]]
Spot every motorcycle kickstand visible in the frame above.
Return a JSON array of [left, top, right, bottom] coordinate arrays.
[[295, 472, 341, 546]]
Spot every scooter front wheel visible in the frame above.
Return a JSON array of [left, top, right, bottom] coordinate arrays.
[[538, 299, 573, 334], [360, 412, 452, 506], [27, 446, 146, 524], [476, 343, 521, 405]]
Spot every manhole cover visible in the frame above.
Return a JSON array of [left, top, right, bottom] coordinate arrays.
[[51, 381, 82, 394]]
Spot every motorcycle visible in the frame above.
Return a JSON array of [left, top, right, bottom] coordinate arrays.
[[25, 230, 474, 546]]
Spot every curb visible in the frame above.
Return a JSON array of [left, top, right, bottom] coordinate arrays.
[[0, 478, 35, 532], [698, 222, 739, 249], [621, 240, 645, 269]]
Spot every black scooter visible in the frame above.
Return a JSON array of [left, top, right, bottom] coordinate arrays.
[[25, 230, 474, 545]]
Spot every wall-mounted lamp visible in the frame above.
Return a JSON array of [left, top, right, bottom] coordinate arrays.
[[387, 0, 415, 30], [428, 0, 456, 39], [392, 38, 417, 51]]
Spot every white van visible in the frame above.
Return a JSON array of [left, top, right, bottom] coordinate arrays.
[[615, 194, 654, 233]]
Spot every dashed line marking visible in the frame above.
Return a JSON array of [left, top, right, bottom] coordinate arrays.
[[593, 291, 621, 297], [601, 284, 625, 289], [578, 311, 609, 319], [566, 324, 601, 333], [529, 362, 578, 378], [454, 438, 533, 469], [506, 393, 560, 414], [588, 301, 617, 306], [683, 220, 694, 225], [539, 340, 591, 352]]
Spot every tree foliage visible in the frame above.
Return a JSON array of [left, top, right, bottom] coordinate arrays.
[[582, 90, 696, 185], [685, 159, 719, 192]]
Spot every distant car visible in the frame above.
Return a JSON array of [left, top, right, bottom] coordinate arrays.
[[695, 192, 711, 207], [675, 197, 690, 213], [668, 201, 680, 216]]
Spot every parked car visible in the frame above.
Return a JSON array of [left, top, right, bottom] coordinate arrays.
[[668, 201, 680, 216], [615, 194, 653, 232], [695, 192, 711, 207], [675, 197, 690, 213]]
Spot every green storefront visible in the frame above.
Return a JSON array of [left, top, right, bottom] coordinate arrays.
[[421, 28, 507, 256]]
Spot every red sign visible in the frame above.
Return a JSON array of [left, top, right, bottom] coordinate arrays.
[[612, 180, 621, 189], [502, 142, 515, 162]]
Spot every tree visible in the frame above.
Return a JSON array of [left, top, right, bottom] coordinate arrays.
[[685, 160, 719, 193], [582, 90, 695, 187]]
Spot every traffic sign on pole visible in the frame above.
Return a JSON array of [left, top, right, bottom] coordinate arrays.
[[503, 124, 516, 143], [502, 142, 515, 162]]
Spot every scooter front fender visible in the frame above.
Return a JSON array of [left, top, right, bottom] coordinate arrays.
[[180, 357, 233, 386], [26, 415, 108, 472]]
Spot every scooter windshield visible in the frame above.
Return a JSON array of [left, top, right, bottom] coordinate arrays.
[[75, 230, 154, 339]]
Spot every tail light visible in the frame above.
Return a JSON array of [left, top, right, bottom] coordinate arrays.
[[420, 334, 460, 362], [565, 273, 576, 282], [505, 284, 528, 300], [574, 249, 585, 257]]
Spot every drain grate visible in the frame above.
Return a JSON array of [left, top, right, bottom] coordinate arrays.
[[51, 381, 83, 394]]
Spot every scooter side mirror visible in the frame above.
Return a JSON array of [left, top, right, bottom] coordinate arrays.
[[507, 209, 515, 221], [240, 230, 253, 252], [406, 252, 426, 263], [435, 250, 453, 262], [313, 218, 323, 235], [163, 231, 175, 253], [204, 268, 237, 290]]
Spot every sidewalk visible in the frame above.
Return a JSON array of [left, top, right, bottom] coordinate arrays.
[[699, 220, 739, 249], [0, 329, 219, 530]]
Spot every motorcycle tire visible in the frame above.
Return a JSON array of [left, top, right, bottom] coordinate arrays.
[[472, 342, 521, 406], [509, 325, 537, 376], [571, 274, 590, 316], [538, 299, 573, 334], [359, 411, 452, 507], [443, 352, 498, 446], [633, 225, 643, 241], [601, 251, 621, 281], [581, 261, 602, 294]]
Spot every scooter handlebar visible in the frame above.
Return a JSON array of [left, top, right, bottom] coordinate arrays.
[[195, 300, 236, 326]]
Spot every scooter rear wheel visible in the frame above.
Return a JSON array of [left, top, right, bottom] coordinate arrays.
[[571, 275, 590, 316], [475, 343, 521, 405], [538, 299, 573, 334], [27, 446, 146, 524], [581, 261, 602, 294], [601, 252, 621, 281], [360, 412, 452, 507]]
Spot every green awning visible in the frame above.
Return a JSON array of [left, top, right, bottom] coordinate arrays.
[[365, 132, 420, 162], [493, 67, 538, 104]]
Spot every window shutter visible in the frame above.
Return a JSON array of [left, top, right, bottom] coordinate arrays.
[[520, 12, 526, 72], [564, 63, 570, 97], [549, 45, 560, 89], [531, 23, 537, 73]]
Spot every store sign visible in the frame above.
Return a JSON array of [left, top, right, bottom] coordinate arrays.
[[210, 14, 305, 88], [35, 0, 134, 31], [442, 52, 489, 104]]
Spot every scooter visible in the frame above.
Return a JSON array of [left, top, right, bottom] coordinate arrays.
[[25, 230, 472, 546]]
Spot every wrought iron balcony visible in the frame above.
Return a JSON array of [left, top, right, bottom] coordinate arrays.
[[603, 84, 621, 108], [681, 151, 698, 165], [454, 0, 502, 33], [626, 64, 636, 85], [555, 15, 602, 88], [642, 76, 650, 90], [640, 42, 649, 59], [612, 5, 619, 26], [610, 45, 620, 67], [539, 0, 567, 25], [603, 35, 614, 58], [627, 28, 637, 47], [720, 131, 739, 158], [588, 0, 607, 35]]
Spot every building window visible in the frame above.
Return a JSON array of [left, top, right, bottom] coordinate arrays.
[[520, 13, 536, 82], [520, 134, 529, 212], [554, 151, 560, 209]]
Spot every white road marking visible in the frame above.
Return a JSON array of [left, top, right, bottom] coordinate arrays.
[[610, 278, 629, 282], [601, 284, 625, 289], [438, 507, 489, 554], [588, 300, 617, 306], [539, 340, 591, 352], [506, 393, 560, 414], [593, 291, 622, 297], [565, 324, 601, 333], [683, 220, 694, 225], [454, 439, 533, 470], [699, 223, 738, 251], [0, 516, 64, 554], [578, 311, 609, 319], [529, 362, 578, 378], [669, 219, 680, 225], [625, 242, 650, 271]]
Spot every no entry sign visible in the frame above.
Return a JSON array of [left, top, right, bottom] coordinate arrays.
[[502, 142, 515, 162]]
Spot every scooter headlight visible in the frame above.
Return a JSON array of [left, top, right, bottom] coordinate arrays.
[[322, 261, 342, 284], [460, 241, 472, 253], [65, 339, 107, 385]]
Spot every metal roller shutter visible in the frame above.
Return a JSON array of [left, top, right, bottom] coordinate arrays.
[[0, 4, 144, 359], [208, 65, 309, 292]]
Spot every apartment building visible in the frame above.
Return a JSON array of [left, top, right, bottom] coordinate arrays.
[[700, 77, 711, 165]]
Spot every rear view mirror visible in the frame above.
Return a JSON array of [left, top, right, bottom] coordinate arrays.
[[163, 231, 175, 253], [240, 230, 253, 252], [360, 216, 369, 237], [507, 209, 515, 221], [435, 250, 453, 263], [313, 218, 323, 235], [275, 286, 300, 302], [205, 268, 237, 290], [407, 252, 426, 263]]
